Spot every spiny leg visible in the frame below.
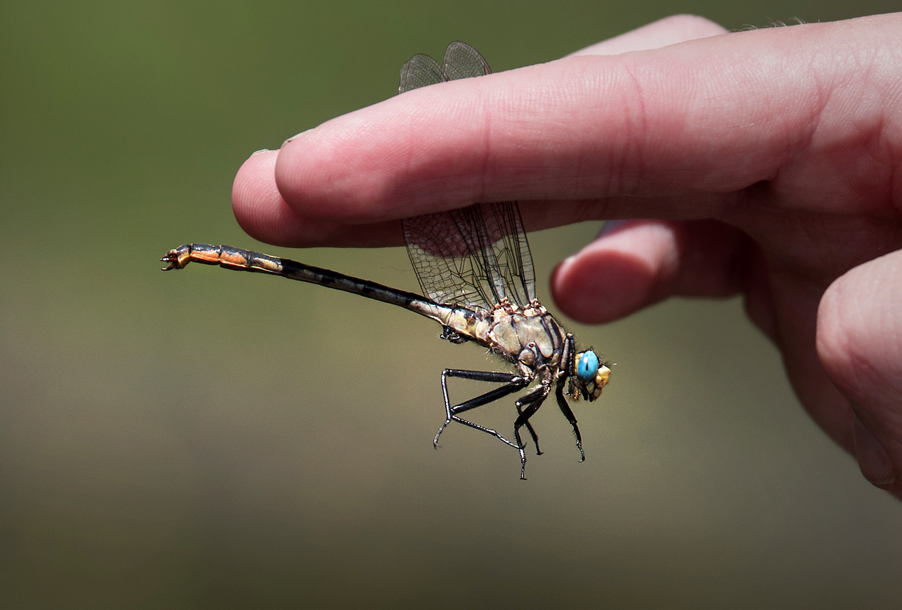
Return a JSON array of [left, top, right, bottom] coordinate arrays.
[[516, 390, 546, 456], [435, 369, 528, 450], [563, 333, 578, 398], [513, 387, 550, 480], [555, 381, 585, 462]]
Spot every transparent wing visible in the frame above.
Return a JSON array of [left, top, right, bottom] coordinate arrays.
[[399, 42, 491, 94], [485, 202, 536, 306], [442, 41, 491, 80], [398, 43, 534, 310], [403, 202, 535, 310], [399, 53, 444, 93]]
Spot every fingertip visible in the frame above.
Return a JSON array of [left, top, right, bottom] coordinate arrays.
[[275, 111, 409, 223], [232, 149, 313, 245], [551, 221, 667, 323], [233, 148, 279, 194], [552, 250, 655, 324], [275, 124, 347, 220], [232, 149, 279, 231], [551, 219, 747, 324]]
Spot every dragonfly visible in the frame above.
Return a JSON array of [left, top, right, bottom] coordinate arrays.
[[161, 42, 611, 479]]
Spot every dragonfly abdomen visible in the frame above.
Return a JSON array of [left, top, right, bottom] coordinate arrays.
[[162, 243, 455, 324]]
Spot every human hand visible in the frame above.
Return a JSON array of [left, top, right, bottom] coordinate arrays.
[[232, 14, 902, 497]]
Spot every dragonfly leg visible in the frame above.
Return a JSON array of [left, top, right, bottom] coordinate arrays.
[[515, 390, 546, 456], [563, 334, 577, 398], [555, 382, 585, 462], [515, 404, 542, 456], [513, 387, 550, 480], [435, 369, 528, 451]]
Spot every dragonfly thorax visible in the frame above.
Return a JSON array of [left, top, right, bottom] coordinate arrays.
[[486, 303, 567, 369]]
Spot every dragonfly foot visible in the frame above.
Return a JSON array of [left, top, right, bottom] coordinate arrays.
[[433, 421, 450, 449]]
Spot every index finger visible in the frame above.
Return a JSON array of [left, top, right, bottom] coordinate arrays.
[[236, 15, 900, 247]]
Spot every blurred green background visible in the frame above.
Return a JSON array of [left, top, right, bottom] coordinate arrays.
[[2, 1, 900, 608]]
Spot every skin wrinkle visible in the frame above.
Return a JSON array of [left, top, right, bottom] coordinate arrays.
[[759, 78, 821, 214], [526, 56, 647, 199], [712, 44, 791, 187], [804, 48, 902, 215], [889, 132, 902, 215], [560, 68, 601, 196], [394, 88, 481, 215], [853, 121, 892, 213], [834, 108, 895, 217], [737, 35, 832, 206], [854, 92, 902, 217], [396, 102, 420, 215], [608, 56, 647, 199], [478, 83, 495, 205], [383, 84, 497, 217], [828, 290, 902, 461], [838, 281, 881, 398], [656, 37, 796, 196], [878, 119, 901, 216], [457, 76, 502, 197], [878, 59, 902, 212], [846, 37, 902, 215], [502, 61, 572, 194], [541, 67, 591, 196]]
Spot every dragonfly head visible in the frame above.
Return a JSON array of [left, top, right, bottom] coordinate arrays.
[[572, 350, 611, 401]]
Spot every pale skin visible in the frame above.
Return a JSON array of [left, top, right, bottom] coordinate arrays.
[[232, 14, 902, 499]]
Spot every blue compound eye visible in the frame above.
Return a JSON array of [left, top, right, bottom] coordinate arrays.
[[577, 351, 599, 382]]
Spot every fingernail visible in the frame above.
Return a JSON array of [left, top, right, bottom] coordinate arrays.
[[283, 128, 313, 145], [251, 148, 270, 156], [854, 414, 897, 486]]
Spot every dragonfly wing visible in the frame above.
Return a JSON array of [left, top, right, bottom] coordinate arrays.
[[400, 42, 492, 94], [484, 202, 536, 306], [403, 202, 535, 310], [399, 44, 535, 309], [399, 53, 445, 93], [403, 207, 494, 310], [442, 42, 492, 80]]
